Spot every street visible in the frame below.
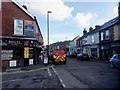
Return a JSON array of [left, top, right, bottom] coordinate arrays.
[[2, 57, 120, 89], [2, 65, 62, 88], [54, 58, 120, 88]]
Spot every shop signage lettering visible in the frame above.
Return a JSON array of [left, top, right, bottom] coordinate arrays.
[[2, 40, 23, 46]]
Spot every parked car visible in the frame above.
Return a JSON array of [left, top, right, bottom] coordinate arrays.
[[77, 53, 89, 61], [70, 52, 77, 58], [66, 52, 71, 57], [110, 54, 120, 68]]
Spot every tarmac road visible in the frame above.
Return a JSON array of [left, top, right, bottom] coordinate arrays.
[[2, 65, 63, 88], [54, 57, 120, 88], [1, 57, 120, 89]]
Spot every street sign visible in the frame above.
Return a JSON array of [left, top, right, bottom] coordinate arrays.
[[44, 57, 48, 65]]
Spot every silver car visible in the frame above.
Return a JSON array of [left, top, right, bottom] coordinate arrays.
[[110, 54, 120, 68]]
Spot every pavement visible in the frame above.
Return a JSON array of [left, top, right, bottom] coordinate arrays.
[[1, 57, 53, 74]]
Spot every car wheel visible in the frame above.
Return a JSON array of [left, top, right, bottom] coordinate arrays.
[[110, 62, 114, 68]]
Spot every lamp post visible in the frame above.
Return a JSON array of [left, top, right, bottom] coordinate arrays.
[[47, 11, 52, 65]]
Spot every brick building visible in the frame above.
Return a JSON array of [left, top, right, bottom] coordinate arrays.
[[0, 0, 44, 69]]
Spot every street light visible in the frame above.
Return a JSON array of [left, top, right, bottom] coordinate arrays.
[[47, 11, 52, 65]]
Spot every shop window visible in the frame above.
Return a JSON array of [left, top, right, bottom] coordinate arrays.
[[29, 48, 33, 59], [1, 50, 13, 60], [13, 49, 23, 60]]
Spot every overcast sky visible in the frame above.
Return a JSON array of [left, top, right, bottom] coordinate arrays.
[[16, 0, 119, 45]]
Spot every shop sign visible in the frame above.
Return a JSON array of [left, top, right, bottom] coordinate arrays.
[[29, 59, 33, 65], [24, 20, 35, 37], [24, 47, 29, 58], [2, 40, 23, 46], [1, 50, 13, 60], [10, 60, 17, 67], [14, 19, 23, 35]]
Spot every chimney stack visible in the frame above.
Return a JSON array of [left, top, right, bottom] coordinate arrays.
[[23, 5, 27, 10], [95, 25, 100, 30], [89, 27, 93, 32], [83, 28, 87, 35]]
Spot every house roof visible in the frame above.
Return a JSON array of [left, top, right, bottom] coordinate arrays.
[[12, 0, 34, 19], [99, 16, 120, 30], [72, 35, 80, 41]]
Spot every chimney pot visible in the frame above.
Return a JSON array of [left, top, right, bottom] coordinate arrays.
[[83, 28, 87, 35]]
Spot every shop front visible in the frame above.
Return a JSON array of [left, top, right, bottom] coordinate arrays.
[[100, 41, 120, 60], [90, 45, 99, 59], [1, 38, 24, 69], [1, 37, 42, 69]]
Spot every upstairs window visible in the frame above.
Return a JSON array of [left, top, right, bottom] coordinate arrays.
[[14, 19, 23, 35], [92, 36, 95, 43], [0, 1, 1, 11], [101, 32, 104, 41], [105, 30, 110, 40]]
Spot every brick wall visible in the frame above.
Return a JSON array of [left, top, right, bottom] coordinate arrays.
[[2, 1, 34, 36]]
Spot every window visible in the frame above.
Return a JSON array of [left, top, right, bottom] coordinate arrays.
[[92, 36, 94, 43], [105, 30, 110, 40], [0, 0, 1, 11], [14, 19, 23, 35], [113, 55, 120, 59], [101, 32, 103, 41], [1, 50, 13, 60]]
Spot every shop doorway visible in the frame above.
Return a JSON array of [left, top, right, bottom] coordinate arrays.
[[24, 59, 29, 66]]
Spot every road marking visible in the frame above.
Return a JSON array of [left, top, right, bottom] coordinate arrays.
[[51, 66, 66, 88], [47, 68, 52, 76], [62, 84, 66, 88], [60, 79, 63, 83]]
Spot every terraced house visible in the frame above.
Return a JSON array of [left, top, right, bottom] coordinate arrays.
[[0, 0, 44, 69], [99, 3, 120, 60], [77, 3, 120, 60]]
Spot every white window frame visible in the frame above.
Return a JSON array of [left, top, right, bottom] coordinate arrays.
[[14, 19, 23, 35]]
